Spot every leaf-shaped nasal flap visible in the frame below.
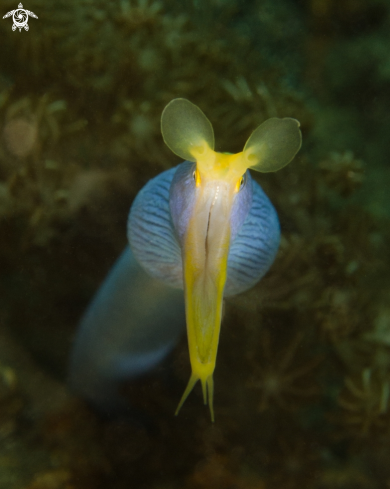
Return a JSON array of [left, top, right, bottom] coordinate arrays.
[[243, 117, 302, 173], [161, 99, 215, 162]]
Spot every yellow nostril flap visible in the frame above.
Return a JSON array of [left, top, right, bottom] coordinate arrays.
[[243, 117, 302, 172], [161, 99, 302, 179], [161, 98, 215, 162]]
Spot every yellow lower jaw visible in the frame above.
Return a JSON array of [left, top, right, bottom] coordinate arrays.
[[175, 359, 215, 421], [175, 242, 228, 422]]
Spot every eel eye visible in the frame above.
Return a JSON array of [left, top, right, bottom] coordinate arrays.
[[239, 174, 246, 191], [192, 168, 201, 186]]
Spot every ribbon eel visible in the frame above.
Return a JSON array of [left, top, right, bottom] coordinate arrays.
[[68, 99, 302, 421]]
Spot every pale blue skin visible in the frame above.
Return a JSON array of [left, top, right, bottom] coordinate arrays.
[[68, 162, 280, 414]]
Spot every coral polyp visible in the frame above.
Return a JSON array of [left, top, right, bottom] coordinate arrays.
[[337, 368, 390, 437], [246, 331, 321, 412]]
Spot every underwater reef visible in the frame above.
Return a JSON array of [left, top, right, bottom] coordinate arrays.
[[0, 0, 390, 488]]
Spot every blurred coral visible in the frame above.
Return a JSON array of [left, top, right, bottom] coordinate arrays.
[[319, 151, 365, 198], [337, 368, 390, 437], [246, 330, 321, 413]]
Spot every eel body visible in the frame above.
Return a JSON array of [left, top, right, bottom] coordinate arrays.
[[69, 165, 279, 414]]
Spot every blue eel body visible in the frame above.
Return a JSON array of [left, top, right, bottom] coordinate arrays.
[[68, 162, 280, 414]]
